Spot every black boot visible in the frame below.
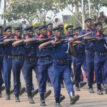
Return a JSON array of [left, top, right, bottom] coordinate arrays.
[[75, 83, 80, 91], [44, 90, 51, 99], [97, 84, 103, 95], [15, 94, 20, 102], [6, 91, 10, 100], [55, 98, 62, 107], [32, 89, 38, 97], [27, 92, 35, 104], [10, 89, 14, 94], [20, 87, 25, 96], [69, 92, 80, 105], [104, 84, 107, 94], [80, 81, 87, 88], [89, 84, 94, 93], [59, 94, 65, 103], [1, 86, 5, 91], [40, 93, 46, 106]]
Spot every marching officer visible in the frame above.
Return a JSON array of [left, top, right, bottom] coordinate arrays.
[[91, 22, 107, 95], [72, 27, 87, 91], [39, 27, 80, 107], [36, 25, 52, 106], [80, 18, 96, 93], [22, 26, 38, 104], [2, 26, 14, 100], [12, 27, 25, 102]]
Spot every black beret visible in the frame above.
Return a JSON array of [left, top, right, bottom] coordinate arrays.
[[47, 23, 53, 26], [34, 26, 40, 30], [66, 25, 73, 30], [74, 26, 82, 31], [53, 27, 62, 31], [95, 22, 102, 26], [39, 25, 47, 30], [4, 26, 12, 32], [14, 26, 22, 31], [85, 18, 92, 23], [25, 26, 33, 31]]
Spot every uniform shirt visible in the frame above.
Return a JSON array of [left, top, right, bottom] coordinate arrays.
[[93, 33, 107, 53], [36, 35, 53, 65], [24, 35, 37, 58], [80, 28, 96, 50], [12, 36, 24, 56], [73, 34, 85, 56], [50, 40, 70, 60], [2, 35, 13, 56]]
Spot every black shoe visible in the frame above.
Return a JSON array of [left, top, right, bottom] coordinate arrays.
[[32, 89, 38, 97], [59, 95, 65, 103], [89, 88, 94, 93], [105, 89, 107, 94], [44, 90, 51, 99], [55, 103, 62, 107], [76, 87, 80, 91], [75, 83, 80, 91], [6, 92, 10, 100], [80, 82, 86, 88], [40, 100, 46, 106], [10, 89, 14, 94], [97, 90, 103, 95], [70, 95, 80, 105], [20, 87, 25, 96], [1, 86, 5, 91], [15, 95, 20, 102], [28, 93, 35, 104], [40, 93, 46, 106]]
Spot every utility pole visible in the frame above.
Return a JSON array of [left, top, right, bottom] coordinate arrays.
[[88, 0, 91, 17], [3, 0, 6, 27], [81, 0, 85, 29]]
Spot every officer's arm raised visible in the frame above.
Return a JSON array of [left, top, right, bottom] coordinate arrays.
[[39, 41, 55, 50], [12, 40, 24, 47]]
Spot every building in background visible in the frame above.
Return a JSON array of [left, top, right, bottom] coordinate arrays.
[[0, 0, 4, 25]]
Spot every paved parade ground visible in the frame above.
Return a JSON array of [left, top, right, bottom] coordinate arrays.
[[0, 73, 107, 107]]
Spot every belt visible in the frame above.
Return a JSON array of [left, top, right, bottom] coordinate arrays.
[[95, 52, 107, 56], [25, 57, 37, 61], [39, 56, 51, 60], [86, 49, 94, 53], [7, 56, 13, 59], [13, 56, 24, 60], [75, 53, 85, 57], [55, 59, 67, 64], [0, 54, 3, 56]]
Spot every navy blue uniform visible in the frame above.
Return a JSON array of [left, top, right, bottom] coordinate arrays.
[[49, 41, 74, 99], [93, 33, 107, 85], [2, 36, 13, 92], [80, 29, 96, 86], [22, 36, 38, 94], [12, 37, 24, 95], [37, 36, 53, 93], [72, 39, 86, 84]]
